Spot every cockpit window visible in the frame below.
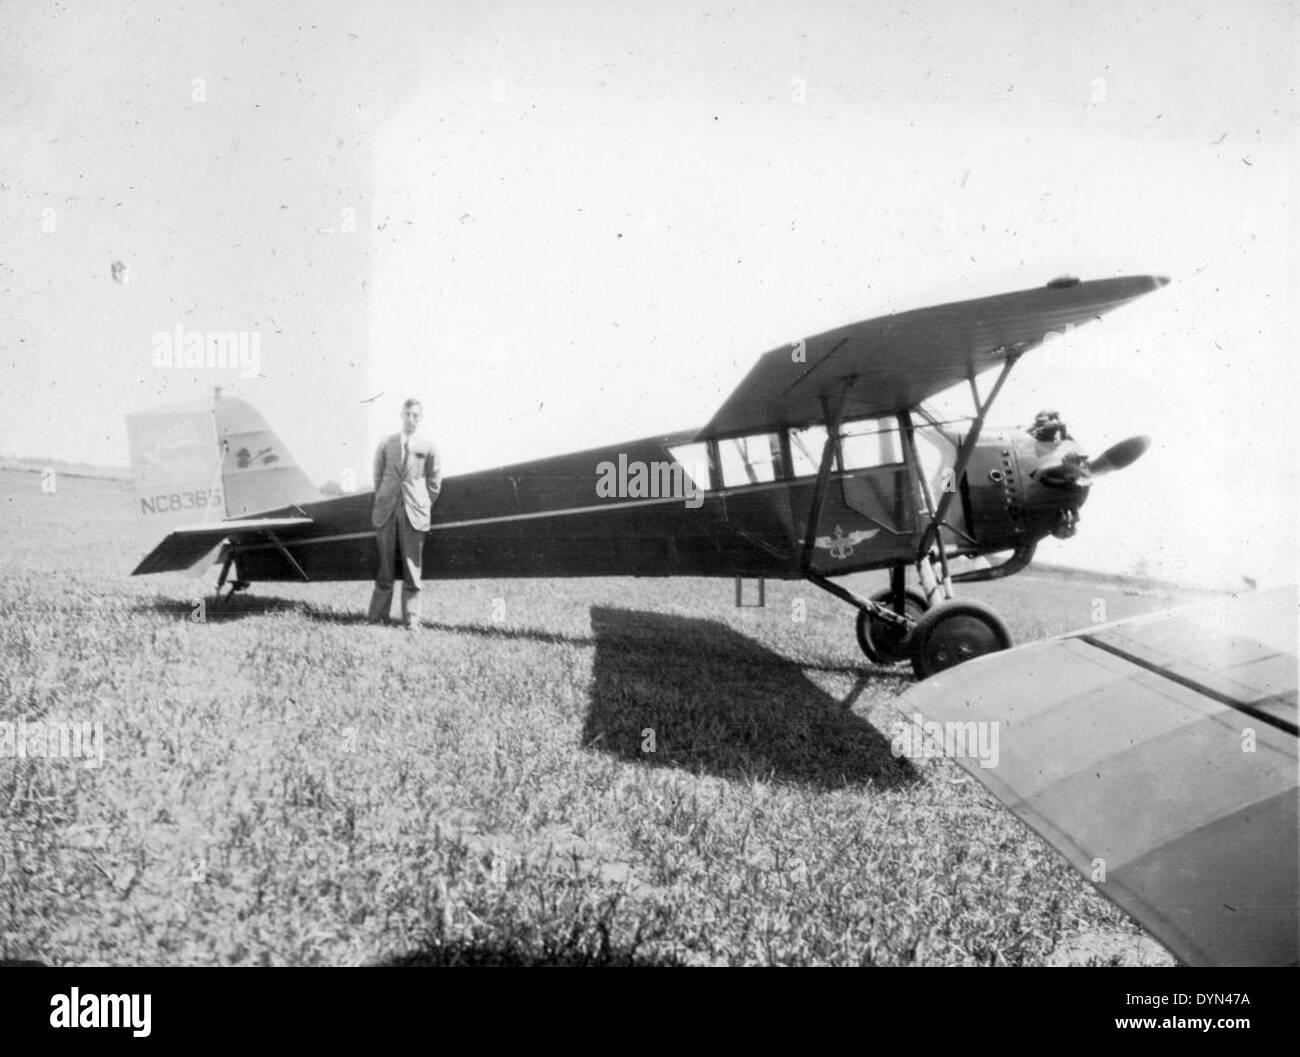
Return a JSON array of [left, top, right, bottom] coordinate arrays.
[[840, 421, 903, 469], [788, 425, 829, 476], [718, 433, 781, 487], [788, 420, 904, 476], [665, 441, 714, 491]]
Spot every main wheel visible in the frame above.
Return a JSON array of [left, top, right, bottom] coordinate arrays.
[[909, 599, 1012, 679], [856, 588, 930, 664]]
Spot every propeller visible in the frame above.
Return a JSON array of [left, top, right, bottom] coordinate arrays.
[[1035, 434, 1150, 488], [1088, 434, 1151, 477]]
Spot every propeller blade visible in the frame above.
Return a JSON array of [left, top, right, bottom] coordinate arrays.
[[1090, 434, 1150, 476]]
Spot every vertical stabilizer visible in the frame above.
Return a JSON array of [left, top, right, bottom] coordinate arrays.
[[125, 398, 225, 529], [125, 393, 319, 525]]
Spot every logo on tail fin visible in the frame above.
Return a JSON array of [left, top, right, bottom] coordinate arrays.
[[234, 446, 281, 469]]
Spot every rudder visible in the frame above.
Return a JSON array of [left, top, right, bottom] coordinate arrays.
[[213, 394, 319, 516]]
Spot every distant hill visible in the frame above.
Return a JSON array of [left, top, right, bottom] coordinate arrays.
[[0, 458, 351, 496], [0, 456, 131, 481]]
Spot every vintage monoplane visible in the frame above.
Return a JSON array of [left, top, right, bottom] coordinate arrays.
[[128, 274, 1167, 677]]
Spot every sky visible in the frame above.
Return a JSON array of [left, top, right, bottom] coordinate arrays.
[[1, 0, 1295, 588]]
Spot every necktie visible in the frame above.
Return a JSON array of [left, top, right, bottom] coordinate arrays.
[[402, 437, 409, 471]]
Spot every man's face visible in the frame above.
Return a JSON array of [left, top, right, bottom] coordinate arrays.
[[401, 403, 423, 434]]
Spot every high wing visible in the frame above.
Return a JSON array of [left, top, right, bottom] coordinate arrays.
[[130, 517, 313, 575], [699, 274, 1168, 438], [897, 586, 1298, 967]]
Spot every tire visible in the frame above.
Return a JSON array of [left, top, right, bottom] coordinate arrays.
[[856, 588, 930, 664], [909, 599, 1013, 679]]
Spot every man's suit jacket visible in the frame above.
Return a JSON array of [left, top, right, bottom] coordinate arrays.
[[372, 432, 442, 530]]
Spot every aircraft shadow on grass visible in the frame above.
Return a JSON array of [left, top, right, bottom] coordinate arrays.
[[582, 606, 916, 791], [135, 595, 913, 789]]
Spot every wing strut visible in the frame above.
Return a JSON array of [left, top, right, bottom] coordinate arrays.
[[799, 379, 855, 574], [908, 351, 1021, 597], [798, 376, 911, 633]]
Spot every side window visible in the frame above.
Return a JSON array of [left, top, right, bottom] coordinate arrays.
[[788, 425, 828, 477], [666, 441, 714, 491], [788, 421, 903, 475], [718, 433, 781, 487], [841, 421, 903, 469]]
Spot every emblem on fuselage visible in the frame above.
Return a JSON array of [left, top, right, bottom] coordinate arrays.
[[814, 524, 879, 560]]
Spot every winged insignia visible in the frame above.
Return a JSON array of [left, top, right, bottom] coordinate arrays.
[[813, 525, 880, 560]]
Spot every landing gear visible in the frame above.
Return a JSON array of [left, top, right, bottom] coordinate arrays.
[[805, 564, 1014, 680], [907, 599, 1011, 679], [799, 366, 1024, 679], [855, 588, 929, 664], [215, 550, 251, 601]]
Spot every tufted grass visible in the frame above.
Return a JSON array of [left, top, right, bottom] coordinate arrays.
[[1, 468, 1195, 965]]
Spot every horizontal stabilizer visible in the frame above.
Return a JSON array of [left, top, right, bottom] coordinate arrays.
[[131, 517, 313, 575]]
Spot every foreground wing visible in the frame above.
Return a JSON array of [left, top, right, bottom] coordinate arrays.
[[700, 275, 1168, 438], [131, 517, 313, 575], [897, 586, 1298, 966]]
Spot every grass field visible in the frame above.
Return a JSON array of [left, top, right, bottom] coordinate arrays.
[[1, 467, 1204, 965]]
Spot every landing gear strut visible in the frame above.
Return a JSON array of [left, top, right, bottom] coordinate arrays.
[[856, 587, 929, 664], [809, 548, 1015, 679], [215, 551, 251, 601]]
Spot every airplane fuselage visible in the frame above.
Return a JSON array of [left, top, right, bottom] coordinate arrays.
[[227, 426, 1087, 584]]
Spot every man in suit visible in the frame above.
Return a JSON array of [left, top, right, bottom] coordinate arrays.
[[367, 398, 442, 627]]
